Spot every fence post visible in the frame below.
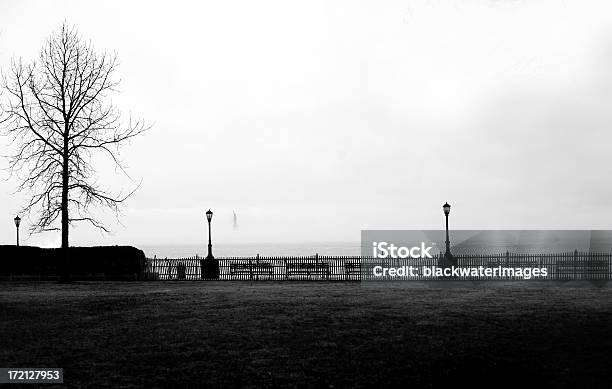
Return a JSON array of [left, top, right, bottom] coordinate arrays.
[[284, 258, 288, 280], [573, 249, 578, 280], [505, 251, 509, 280], [177, 262, 186, 280]]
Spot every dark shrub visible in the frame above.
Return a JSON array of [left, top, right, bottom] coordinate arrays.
[[0, 246, 145, 280]]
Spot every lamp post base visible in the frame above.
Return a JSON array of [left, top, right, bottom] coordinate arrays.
[[437, 252, 458, 280], [201, 256, 220, 279]]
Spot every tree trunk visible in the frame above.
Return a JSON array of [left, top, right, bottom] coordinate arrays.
[[61, 135, 70, 282]]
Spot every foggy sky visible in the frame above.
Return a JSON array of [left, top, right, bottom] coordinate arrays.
[[1, 0, 612, 247]]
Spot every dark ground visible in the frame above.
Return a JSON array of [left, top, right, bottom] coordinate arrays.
[[0, 281, 611, 388]]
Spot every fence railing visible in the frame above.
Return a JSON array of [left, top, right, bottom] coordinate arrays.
[[144, 251, 612, 281]]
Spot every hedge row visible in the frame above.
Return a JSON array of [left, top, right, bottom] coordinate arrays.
[[0, 246, 146, 280]]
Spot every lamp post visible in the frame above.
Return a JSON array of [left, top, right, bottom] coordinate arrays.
[[206, 209, 213, 259], [442, 202, 451, 258], [201, 209, 219, 279], [14, 215, 21, 247]]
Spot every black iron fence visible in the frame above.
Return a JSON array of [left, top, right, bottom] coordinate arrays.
[[144, 251, 612, 281], [4, 251, 609, 281]]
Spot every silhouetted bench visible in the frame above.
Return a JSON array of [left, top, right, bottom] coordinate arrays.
[[229, 263, 274, 279], [556, 259, 609, 279], [344, 262, 360, 279], [285, 262, 330, 279]]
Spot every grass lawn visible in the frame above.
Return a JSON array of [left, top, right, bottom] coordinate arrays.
[[1, 281, 611, 388]]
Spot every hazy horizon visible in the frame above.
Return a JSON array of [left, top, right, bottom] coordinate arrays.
[[2, 0, 612, 247]]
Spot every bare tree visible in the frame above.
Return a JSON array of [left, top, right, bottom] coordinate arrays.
[[1, 23, 147, 278]]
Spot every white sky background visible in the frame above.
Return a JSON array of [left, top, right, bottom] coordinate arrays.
[[1, 0, 612, 246]]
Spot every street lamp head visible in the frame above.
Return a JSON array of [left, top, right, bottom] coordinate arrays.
[[206, 209, 213, 222], [443, 202, 451, 216], [14, 215, 21, 227]]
